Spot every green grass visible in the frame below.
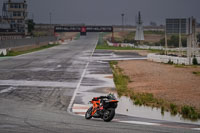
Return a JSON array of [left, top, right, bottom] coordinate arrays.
[[0, 43, 59, 57], [109, 61, 130, 97], [96, 43, 166, 56], [193, 71, 200, 76], [74, 33, 80, 40], [144, 31, 165, 35], [110, 60, 200, 120], [96, 44, 143, 50], [148, 49, 165, 54], [174, 64, 186, 68], [170, 103, 178, 115], [181, 106, 200, 120]]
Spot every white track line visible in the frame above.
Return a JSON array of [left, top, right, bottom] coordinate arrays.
[[100, 57, 147, 61], [192, 128, 200, 131], [72, 104, 89, 113], [0, 80, 76, 88], [120, 121, 161, 126], [72, 109, 88, 113], [0, 87, 16, 94], [67, 38, 98, 114]]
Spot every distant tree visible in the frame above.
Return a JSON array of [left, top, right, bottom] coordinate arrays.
[[159, 35, 187, 47], [182, 38, 187, 47], [197, 33, 200, 42], [150, 21, 157, 26], [159, 38, 165, 46], [27, 19, 35, 34], [169, 35, 179, 47]]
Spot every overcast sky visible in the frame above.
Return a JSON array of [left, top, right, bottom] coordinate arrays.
[[1, 0, 200, 25]]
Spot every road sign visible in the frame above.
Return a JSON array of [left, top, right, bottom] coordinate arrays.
[[80, 26, 87, 36], [166, 18, 187, 34]]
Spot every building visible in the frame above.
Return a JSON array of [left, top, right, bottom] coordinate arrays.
[[0, 16, 10, 29], [2, 0, 27, 34]]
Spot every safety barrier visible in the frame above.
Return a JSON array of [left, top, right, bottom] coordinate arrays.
[[147, 53, 200, 65]]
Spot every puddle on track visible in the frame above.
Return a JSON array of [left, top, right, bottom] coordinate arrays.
[[116, 95, 200, 125], [79, 90, 200, 125]]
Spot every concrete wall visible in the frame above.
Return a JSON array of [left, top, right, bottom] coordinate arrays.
[[147, 53, 200, 65], [0, 36, 57, 49], [107, 41, 134, 47]]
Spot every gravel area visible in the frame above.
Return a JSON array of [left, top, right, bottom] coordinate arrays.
[[118, 60, 200, 109]]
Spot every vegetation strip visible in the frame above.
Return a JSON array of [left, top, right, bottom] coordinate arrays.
[[109, 61, 200, 120], [0, 44, 59, 57], [193, 71, 200, 76]]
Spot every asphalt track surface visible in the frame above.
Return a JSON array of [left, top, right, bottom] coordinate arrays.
[[0, 33, 199, 133]]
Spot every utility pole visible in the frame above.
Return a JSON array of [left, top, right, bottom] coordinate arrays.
[[49, 12, 52, 35], [121, 13, 124, 31], [49, 12, 52, 27], [165, 26, 168, 55], [179, 19, 182, 57]]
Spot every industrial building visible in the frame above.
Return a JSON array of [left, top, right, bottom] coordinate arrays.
[[2, 0, 27, 34]]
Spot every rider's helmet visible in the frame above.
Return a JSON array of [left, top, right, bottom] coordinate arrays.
[[107, 93, 116, 100]]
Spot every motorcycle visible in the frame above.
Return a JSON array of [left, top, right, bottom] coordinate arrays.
[[85, 94, 118, 122]]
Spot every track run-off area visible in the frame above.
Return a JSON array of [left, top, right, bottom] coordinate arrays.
[[0, 33, 199, 133]]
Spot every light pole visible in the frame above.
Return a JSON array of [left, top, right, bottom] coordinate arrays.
[[121, 13, 125, 31], [49, 12, 52, 27]]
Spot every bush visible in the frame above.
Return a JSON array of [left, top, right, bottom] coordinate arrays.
[[193, 57, 198, 65], [181, 106, 199, 120], [170, 103, 178, 115], [161, 106, 165, 115], [168, 60, 173, 64], [197, 33, 200, 42], [0, 52, 5, 56], [134, 99, 142, 106], [159, 35, 187, 47]]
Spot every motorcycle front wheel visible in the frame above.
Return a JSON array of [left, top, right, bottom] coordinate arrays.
[[103, 108, 115, 122], [85, 107, 93, 119]]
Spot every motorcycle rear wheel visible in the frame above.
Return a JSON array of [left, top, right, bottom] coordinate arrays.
[[103, 108, 115, 122], [85, 107, 93, 119]]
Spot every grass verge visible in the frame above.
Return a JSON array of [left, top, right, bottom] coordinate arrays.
[[0, 43, 59, 57], [74, 33, 80, 40], [193, 71, 200, 76], [96, 39, 165, 55], [96, 43, 144, 51], [110, 61, 200, 120], [110, 61, 130, 97]]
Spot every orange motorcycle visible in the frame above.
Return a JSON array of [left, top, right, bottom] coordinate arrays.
[[85, 94, 118, 122]]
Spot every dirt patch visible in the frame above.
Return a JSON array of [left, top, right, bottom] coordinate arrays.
[[104, 75, 113, 79], [118, 60, 200, 110], [144, 34, 164, 43], [58, 32, 78, 40]]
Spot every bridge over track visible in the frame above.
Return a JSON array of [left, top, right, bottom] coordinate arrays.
[[54, 25, 114, 41]]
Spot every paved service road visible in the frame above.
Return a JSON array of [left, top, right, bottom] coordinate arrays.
[[0, 33, 198, 133]]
